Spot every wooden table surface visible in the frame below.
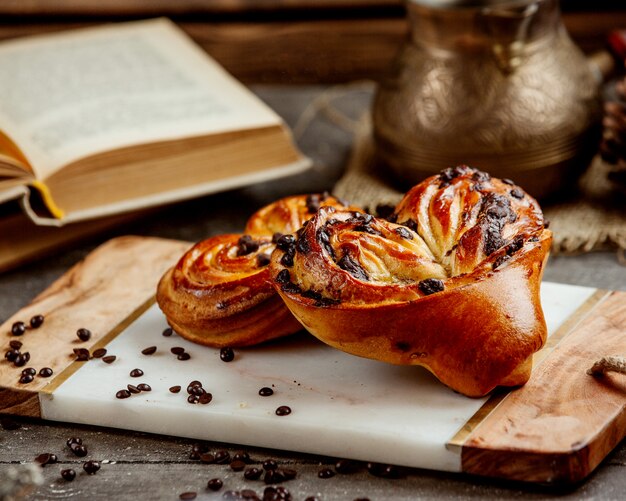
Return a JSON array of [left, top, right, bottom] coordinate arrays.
[[1, 85, 626, 500]]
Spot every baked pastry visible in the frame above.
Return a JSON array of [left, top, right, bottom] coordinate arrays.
[[270, 166, 552, 396], [156, 193, 350, 347]]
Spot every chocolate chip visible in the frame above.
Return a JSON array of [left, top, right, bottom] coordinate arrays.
[[275, 269, 291, 285], [245, 467, 263, 480], [162, 327, 173, 337], [241, 489, 260, 499], [11, 322, 25, 336], [14, 352, 30, 367], [301, 290, 323, 301], [395, 226, 414, 240], [129, 368, 143, 378], [492, 254, 510, 270], [280, 249, 295, 267], [127, 384, 141, 394], [198, 452, 214, 464], [187, 395, 199, 404], [4, 349, 18, 362], [306, 194, 322, 214], [169, 385, 181, 393], [222, 491, 240, 500], [263, 459, 278, 471], [70, 443, 88, 457], [19, 374, 33, 384], [214, 450, 231, 464], [61, 469, 76, 481], [366, 462, 404, 479], [67, 437, 82, 447], [231, 460, 246, 471], [39, 367, 53, 378], [296, 237, 311, 254], [207, 478, 223, 491], [335, 459, 361, 474], [102, 355, 116, 364], [400, 219, 418, 232], [259, 387, 273, 397], [544, 220, 550, 229], [314, 297, 341, 308], [116, 389, 131, 399], [9, 340, 22, 350], [281, 469, 297, 481], [170, 347, 185, 355], [281, 282, 301, 294], [233, 451, 251, 463], [275, 234, 295, 251], [510, 188, 524, 199], [21, 367, 36, 376], [137, 383, 151, 392], [178, 493, 196, 500], [502, 178, 515, 185], [29, 315, 44, 329], [318, 468, 335, 479], [199, 393, 213, 405], [35, 453, 53, 466], [140, 346, 157, 356], [256, 253, 271, 267], [237, 235, 260, 256], [73, 348, 90, 361], [338, 253, 369, 281], [220, 347, 235, 362], [275, 406, 291, 416], [76, 328, 91, 342], [92, 348, 107, 358], [418, 278, 445, 296], [472, 170, 491, 183], [272, 232, 284, 244], [0, 418, 20, 430], [264, 486, 292, 499], [317, 227, 335, 258]]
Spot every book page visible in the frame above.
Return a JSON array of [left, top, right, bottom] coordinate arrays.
[[0, 19, 281, 179]]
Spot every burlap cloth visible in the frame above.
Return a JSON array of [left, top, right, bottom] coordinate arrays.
[[333, 114, 626, 256]]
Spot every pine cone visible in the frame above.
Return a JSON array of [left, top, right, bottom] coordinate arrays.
[[600, 76, 626, 190]]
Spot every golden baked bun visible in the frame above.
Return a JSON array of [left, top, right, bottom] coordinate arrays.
[[270, 166, 552, 396], [156, 193, 350, 347]]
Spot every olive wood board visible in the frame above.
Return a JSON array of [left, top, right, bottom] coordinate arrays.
[[0, 236, 624, 485]]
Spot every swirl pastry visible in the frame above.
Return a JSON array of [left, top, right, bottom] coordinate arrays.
[[156, 193, 349, 347], [270, 166, 552, 396]]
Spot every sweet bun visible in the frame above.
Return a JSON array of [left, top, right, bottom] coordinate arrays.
[[156, 194, 350, 347], [270, 166, 552, 396]]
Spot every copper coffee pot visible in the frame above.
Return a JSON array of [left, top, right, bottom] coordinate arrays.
[[373, 0, 603, 199]]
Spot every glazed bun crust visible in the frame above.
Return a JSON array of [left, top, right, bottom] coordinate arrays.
[[270, 166, 552, 396]]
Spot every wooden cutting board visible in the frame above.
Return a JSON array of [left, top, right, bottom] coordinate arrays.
[[1, 236, 625, 485]]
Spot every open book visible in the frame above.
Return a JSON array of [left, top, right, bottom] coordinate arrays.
[[0, 18, 309, 226]]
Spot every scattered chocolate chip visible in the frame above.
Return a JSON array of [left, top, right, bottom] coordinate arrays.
[[306, 194, 321, 214], [70, 444, 88, 457], [61, 469, 76, 481], [275, 234, 295, 251], [177, 352, 191, 361], [318, 467, 335, 479], [83, 459, 100, 475], [214, 450, 231, 464], [275, 269, 290, 285], [264, 486, 292, 500], [102, 355, 116, 364], [11, 322, 26, 336], [233, 451, 251, 463], [141, 346, 157, 355], [137, 383, 151, 392], [230, 460, 246, 471], [220, 347, 235, 362], [259, 387, 274, 397], [14, 352, 30, 367], [317, 227, 335, 258], [275, 406, 291, 416], [245, 467, 263, 480], [127, 384, 141, 394], [501, 178, 515, 185], [338, 254, 369, 281], [241, 489, 259, 499], [35, 453, 53, 466], [272, 233, 284, 244], [305, 497, 321, 501], [510, 188, 524, 199], [366, 462, 404, 479], [19, 374, 33, 384], [395, 226, 414, 240], [39, 367, 53, 378], [116, 390, 131, 399], [21, 367, 36, 376], [76, 328, 91, 342], [237, 235, 260, 256], [5, 349, 18, 362], [262, 459, 278, 471], [178, 493, 196, 500], [92, 348, 107, 358], [73, 348, 90, 361], [0, 418, 21, 430], [129, 368, 143, 377], [199, 393, 213, 405], [9, 340, 22, 350], [280, 250, 295, 268], [544, 220, 550, 229], [472, 170, 491, 183], [281, 468, 297, 481], [256, 253, 271, 267], [335, 459, 361, 474], [162, 327, 173, 337], [169, 385, 181, 393], [281, 282, 301, 295], [171, 346, 185, 355], [187, 395, 199, 404], [207, 478, 223, 491], [29, 315, 44, 329], [199, 453, 215, 464], [301, 289, 323, 301], [67, 437, 82, 447], [296, 237, 311, 255], [418, 278, 445, 296]]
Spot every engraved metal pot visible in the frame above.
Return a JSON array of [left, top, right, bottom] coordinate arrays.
[[373, 0, 602, 199]]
